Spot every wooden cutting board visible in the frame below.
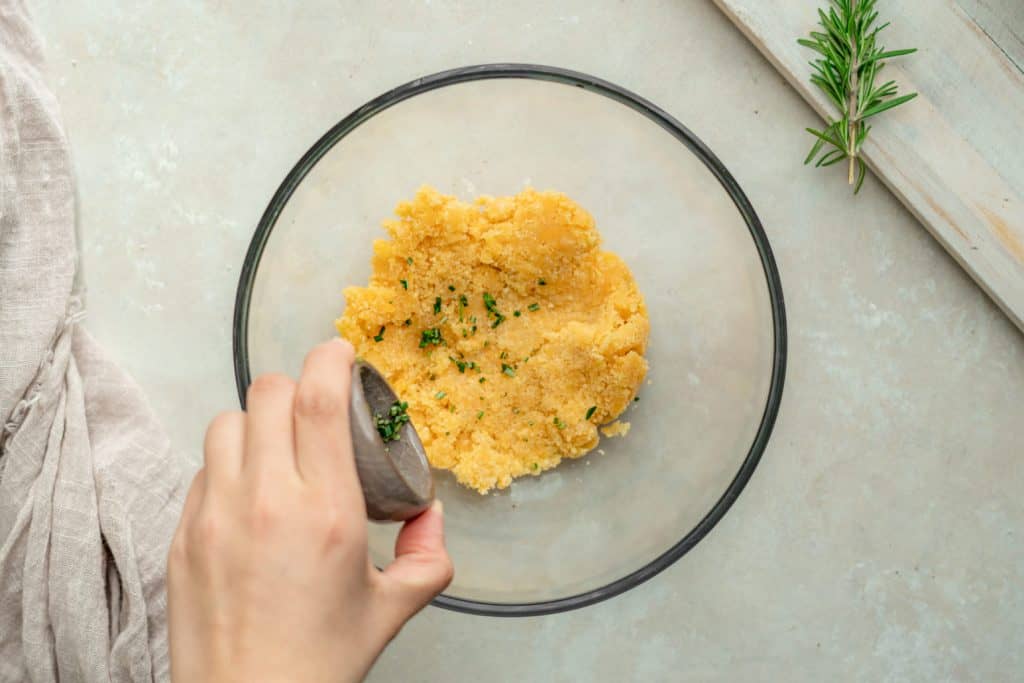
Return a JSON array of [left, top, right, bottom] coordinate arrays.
[[714, 0, 1024, 333]]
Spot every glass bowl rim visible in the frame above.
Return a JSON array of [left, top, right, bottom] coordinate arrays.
[[232, 63, 788, 617]]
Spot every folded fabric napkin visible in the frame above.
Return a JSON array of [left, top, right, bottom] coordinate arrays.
[[0, 2, 191, 680]]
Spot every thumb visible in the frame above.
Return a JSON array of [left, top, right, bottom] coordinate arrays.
[[378, 500, 453, 620]]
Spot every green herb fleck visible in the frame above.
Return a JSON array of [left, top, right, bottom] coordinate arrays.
[[449, 356, 468, 373], [448, 284, 455, 292], [553, 416, 566, 430], [477, 410, 484, 420], [404, 318, 412, 326], [502, 363, 516, 378], [435, 391, 446, 400], [538, 279, 546, 286], [373, 400, 410, 442], [433, 297, 442, 314], [419, 327, 444, 348], [500, 351, 508, 359], [479, 377, 486, 384], [373, 326, 385, 342], [483, 292, 506, 328], [634, 396, 640, 402], [532, 462, 539, 470], [399, 279, 408, 290], [585, 405, 597, 420], [528, 303, 541, 312], [406, 257, 414, 265], [514, 310, 521, 317]]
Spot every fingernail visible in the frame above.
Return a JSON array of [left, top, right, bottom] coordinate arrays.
[[431, 499, 444, 515], [331, 338, 355, 358]]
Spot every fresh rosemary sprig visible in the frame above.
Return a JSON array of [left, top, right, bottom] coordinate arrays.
[[799, 0, 917, 193]]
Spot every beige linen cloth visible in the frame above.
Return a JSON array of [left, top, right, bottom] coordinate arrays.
[[0, 2, 191, 680]]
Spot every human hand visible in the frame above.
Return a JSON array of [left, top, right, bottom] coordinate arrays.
[[167, 339, 452, 683]]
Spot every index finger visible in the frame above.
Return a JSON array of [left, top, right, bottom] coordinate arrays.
[[293, 339, 363, 508]]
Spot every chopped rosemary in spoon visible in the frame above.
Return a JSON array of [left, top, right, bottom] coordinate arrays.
[[374, 401, 410, 442]]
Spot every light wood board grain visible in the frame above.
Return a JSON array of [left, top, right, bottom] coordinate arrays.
[[714, 0, 1024, 333]]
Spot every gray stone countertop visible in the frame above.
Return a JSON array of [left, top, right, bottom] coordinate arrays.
[[33, 1, 1024, 680]]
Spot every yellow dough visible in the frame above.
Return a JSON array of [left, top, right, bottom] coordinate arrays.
[[336, 186, 649, 493]]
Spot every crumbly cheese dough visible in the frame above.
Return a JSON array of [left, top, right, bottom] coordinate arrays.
[[336, 186, 649, 493]]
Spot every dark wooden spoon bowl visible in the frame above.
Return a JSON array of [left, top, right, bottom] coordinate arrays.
[[349, 360, 434, 521]]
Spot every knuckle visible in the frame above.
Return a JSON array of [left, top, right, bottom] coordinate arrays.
[[434, 553, 455, 589], [204, 411, 242, 448], [294, 382, 343, 420], [247, 373, 295, 402], [246, 495, 280, 535], [167, 532, 188, 571], [191, 514, 221, 548], [321, 503, 362, 549]]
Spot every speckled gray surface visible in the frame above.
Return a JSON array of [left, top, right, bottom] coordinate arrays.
[[32, 1, 1024, 680]]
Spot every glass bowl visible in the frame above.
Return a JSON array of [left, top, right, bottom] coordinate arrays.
[[233, 64, 786, 616]]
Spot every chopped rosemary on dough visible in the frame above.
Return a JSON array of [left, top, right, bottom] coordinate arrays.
[[528, 303, 540, 312], [373, 326, 385, 342], [585, 406, 597, 420], [419, 327, 443, 348], [483, 292, 506, 328]]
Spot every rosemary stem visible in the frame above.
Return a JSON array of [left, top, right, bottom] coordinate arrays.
[[847, 0, 859, 185]]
